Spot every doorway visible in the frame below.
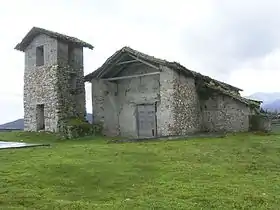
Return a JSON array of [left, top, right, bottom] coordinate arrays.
[[136, 103, 157, 138], [36, 104, 45, 131]]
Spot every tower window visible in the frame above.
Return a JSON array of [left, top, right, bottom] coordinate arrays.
[[68, 44, 74, 66], [36, 45, 44, 66], [69, 73, 77, 90]]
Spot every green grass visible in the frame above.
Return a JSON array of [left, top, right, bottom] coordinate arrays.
[[0, 132, 280, 209], [271, 120, 280, 133]]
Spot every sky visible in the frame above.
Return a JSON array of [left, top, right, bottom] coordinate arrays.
[[0, 0, 280, 124]]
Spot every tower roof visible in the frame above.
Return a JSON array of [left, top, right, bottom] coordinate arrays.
[[14, 27, 94, 52]]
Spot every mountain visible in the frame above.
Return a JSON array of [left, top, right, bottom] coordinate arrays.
[[262, 99, 280, 112], [0, 119, 24, 130], [0, 113, 93, 130], [247, 92, 280, 104], [247, 92, 280, 112]]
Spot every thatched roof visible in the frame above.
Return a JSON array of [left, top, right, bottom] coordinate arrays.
[[15, 27, 94, 52], [85, 46, 242, 92]]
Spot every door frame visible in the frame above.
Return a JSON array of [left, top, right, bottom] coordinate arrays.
[[136, 102, 157, 138], [36, 104, 45, 131]]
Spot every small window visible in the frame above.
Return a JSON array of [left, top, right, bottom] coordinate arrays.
[[36, 46, 44, 66], [68, 44, 74, 65], [69, 73, 77, 90]]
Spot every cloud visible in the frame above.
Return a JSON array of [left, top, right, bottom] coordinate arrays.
[[178, 0, 280, 78], [0, 0, 280, 124], [229, 48, 280, 95]]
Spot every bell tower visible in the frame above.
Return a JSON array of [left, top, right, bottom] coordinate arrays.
[[15, 27, 93, 132]]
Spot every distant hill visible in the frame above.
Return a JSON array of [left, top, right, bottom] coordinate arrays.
[[0, 113, 93, 130], [262, 99, 280, 112], [247, 92, 280, 112], [0, 119, 24, 130], [247, 92, 280, 104]]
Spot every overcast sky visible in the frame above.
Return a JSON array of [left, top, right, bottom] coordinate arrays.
[[0, 0, 280, 124]]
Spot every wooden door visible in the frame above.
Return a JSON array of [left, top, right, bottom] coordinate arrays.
[[137, 104, 156, 138]]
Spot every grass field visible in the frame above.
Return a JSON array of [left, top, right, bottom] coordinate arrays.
[[271, 119, 280, 133], [0, 131, 280, 209]]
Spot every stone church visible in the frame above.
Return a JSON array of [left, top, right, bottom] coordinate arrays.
[[15, 27, 262, 138]]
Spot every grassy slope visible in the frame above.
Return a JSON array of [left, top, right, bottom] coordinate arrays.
[[0, 132, 280, 209]]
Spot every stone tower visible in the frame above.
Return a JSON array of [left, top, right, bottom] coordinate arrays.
[[15, 27, 93, 132]]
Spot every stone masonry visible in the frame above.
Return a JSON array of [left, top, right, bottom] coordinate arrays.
[[200, 94, 251, 132], [92, 63, 160, 137], [15, 27, 93, 132], [86, 46, 262, 138], [91, 62, 246, 138]]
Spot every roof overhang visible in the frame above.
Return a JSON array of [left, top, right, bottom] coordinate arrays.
[[84, 46, 243, 93], [15, 27, 94, 52], [84, 47, 162, 82]]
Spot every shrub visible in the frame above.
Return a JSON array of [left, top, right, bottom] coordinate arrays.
[[58, 117, 103, 139]]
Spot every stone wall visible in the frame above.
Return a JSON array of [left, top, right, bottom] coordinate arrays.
[[91, 62, 251, 138], [24, 34, 59, 132], [117, 64, 160, 137], [23, 34, 86, 132], [56, 42, 86, 121], [249, 114, 272, 132], [171, 70, 201, 135], [157, 66, 201, 136], [91, 63, 160, 138], [201, 94, 251, 132], [157, 66, 175, 136], [91, 79, 119, 136], [92, 64, 202, 138]]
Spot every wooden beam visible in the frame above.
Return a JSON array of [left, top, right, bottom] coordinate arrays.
[[109, 65, 127, 78], [102, 72, 160, 81], [116, 60, 139, 65], [127, 54, 160, 70], [97, 54, 128, 78]]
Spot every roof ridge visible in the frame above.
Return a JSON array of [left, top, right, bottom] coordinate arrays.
[[15, 27, 94, 52], [84, 46, 242, 92]]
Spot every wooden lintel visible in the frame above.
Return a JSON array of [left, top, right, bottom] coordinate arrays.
[[102, 72, 160, 81], [127, 54, 160, 70], [97, 54, 127, 78], [116, 60, 139, 65]]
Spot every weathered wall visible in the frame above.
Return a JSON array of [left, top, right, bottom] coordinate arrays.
[[157, 66, 175, 136], [91, 63, 160, 137], [92, 63, 203, 138], [171, 70, 201, 135], [56, 42, 86, 121], [157, 66, 201, 136], [201, 94, 250, 132], [91, 79, 119, 136], [117, 64, 160, 137], [24, 34, 59, 131], [249, 114, 272, 132], [23, 34, 86, 132], [91, 61, 251, 138]]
